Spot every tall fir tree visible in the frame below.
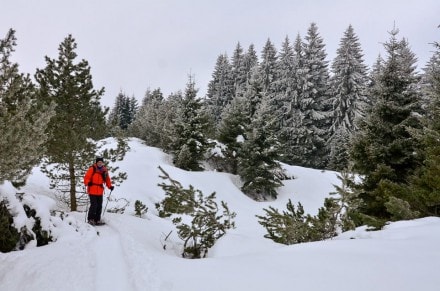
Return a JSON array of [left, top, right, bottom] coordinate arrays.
[[237, 93, 284, 200], [206, 53, 234, 128], [108, 91, 138, 132], [0, 29, 54, 184], [170, 75, 212, 171], [35, 34, 108, 211], [403, 40, 440, 216], [350, 27, 423, 220], [231, 42, 248, 98], [259, 38, 278, 94], [129, 88, 165, 147], [297, 23, 332, 169], [328, 25, 369, 170]]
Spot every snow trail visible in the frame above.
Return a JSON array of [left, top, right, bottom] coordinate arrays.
[[91, 225, 134, 291]]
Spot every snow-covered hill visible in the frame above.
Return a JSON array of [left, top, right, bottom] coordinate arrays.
[[1, 138, 439, 291]]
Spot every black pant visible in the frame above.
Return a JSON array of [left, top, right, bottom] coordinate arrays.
[[88, 195, 103, 222]]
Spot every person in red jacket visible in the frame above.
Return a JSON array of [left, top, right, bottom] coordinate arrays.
[[84, 157, 114, 225]]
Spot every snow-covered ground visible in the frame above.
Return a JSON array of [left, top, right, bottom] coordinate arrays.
[[1, 138, 439, 291]]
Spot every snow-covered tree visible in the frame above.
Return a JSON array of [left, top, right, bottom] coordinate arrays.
[[259, 38, 278, 94], [328, 25, 369, 170], [170, 76, 212, 171], [108, 91, 138, 131], [237, 94, 284, 200], [297, 23, 332, 168], [350, 27, 423, 221], [206, 53, 234, 127], [231, 42, 248, 98], [403, 40, 440, 217], [129, 88, 165, 147], [35, 34, 109, 211], [0, 29, 54, 184]]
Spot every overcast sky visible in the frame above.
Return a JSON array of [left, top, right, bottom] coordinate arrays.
[[2, 0, 439, 107]]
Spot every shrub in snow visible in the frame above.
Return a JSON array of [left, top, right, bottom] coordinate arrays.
[[134, 200, 148, 218], [156, 166, 236, 258], [0, 199, 20, 252], [257, 198, 343, 245]]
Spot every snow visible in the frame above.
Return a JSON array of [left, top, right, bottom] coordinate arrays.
[[1, 137, 439, 291]]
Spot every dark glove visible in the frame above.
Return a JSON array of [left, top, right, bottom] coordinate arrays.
[[88, 182, 92, 186], [110, 186, 114, 191]]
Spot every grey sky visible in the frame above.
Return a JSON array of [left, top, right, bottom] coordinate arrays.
[[2, 0, 439, 107]]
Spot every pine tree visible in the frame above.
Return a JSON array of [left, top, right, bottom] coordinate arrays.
[[237, 94, 284, 200], [216, 95, 251, 174], [206, 54, 234, 127], [297, 23, 332, 168], [35, 34, 109, 211], [231, 42, 248, 97], [0, 29, 54, 184], [259, 38, 278, 94], [350, 27, 423, 220], [280, 34, 307, 164], [328, 25, 369, 170], [108, 92, 138, 131], [170, 75, 212, 171], [242, 44, 259, 86], [129, 88, 166, 147], [403, 41, 440, 216]]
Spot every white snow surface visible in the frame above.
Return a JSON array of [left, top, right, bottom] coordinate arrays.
[[1, 137, 439, 291]]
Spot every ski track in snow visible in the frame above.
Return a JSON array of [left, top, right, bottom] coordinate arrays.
[[91, 225, 133, 291], [90, 219, 163, 291]]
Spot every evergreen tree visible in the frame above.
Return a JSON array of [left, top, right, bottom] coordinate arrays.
[[297, 23, 332, 168], [129, 88, 165, 147], [242, 44, 259, 86], [0, 29, 54, 184], [231, 42, 248, 97], [237, 94, 284, 200], [259, 38, 278, 94], [350, 27, 423, 221], [35, 34, 109, 211], [170, 75, 212, 171], [280, 34, 307, 164], [206, 53, 234, 127], [403, 40, 440, 217], [216, 95, 250, 174], [328, 25, 369, 170], [108, 92, 138, 131]]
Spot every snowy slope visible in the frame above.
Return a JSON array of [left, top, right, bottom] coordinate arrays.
[[1, 138, 439, 291]]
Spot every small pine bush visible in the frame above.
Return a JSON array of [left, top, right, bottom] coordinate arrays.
[[0, 200, 20, 252], [134, 200, 148, 217]]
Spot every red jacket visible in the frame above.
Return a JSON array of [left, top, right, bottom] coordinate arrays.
[[84, 164, 113, 196]]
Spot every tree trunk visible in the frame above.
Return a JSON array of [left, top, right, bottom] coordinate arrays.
[[69, 161, 77, 211]]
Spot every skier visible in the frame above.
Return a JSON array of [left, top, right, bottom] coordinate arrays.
[[84, 157, 114, 225]]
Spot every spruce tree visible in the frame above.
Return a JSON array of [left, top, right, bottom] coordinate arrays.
[[216, 95, 250, 174], [108, 92, 138, 131], [328, 25, 369, 170], [35, 34, 109, 211], [404, 41, 440, 216], [237, 94, 284, 200], [170, 75, 212, 171], [350, 27, 423, 220], [0, 29, 54, 184], [297, 23, 332, 168], [206, 53, 234, 127], [231, 42, 248, 98], [259, 38, 278, 94], [129, 88, 165, 147]]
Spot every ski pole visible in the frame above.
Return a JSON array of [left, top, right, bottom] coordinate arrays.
[[102, 188, 113, 217], [84, 186, 89, 222]]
